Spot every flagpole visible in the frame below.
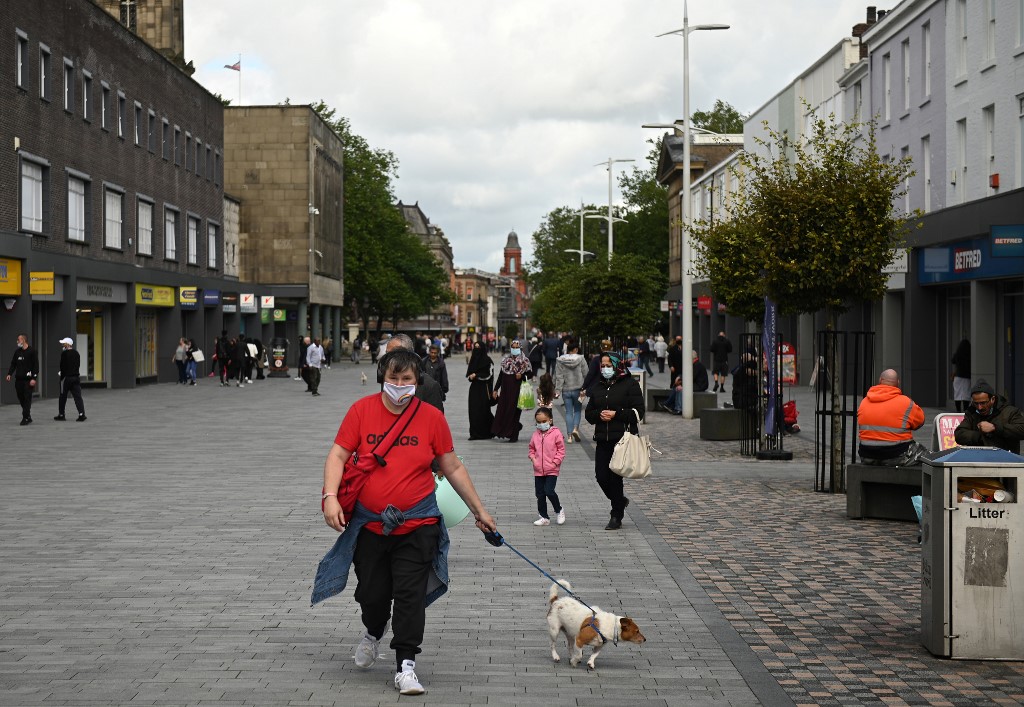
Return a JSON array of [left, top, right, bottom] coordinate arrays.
[[237, 54, 242, 105]]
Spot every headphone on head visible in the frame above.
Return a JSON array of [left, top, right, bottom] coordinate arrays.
[[376, 349, 425, 386]]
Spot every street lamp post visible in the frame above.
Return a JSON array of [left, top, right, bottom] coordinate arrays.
[[656, 1, 729, 419], [567, 202, 599, 264], [594, 158, 634, 262]]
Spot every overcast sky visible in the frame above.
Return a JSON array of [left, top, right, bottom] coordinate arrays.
[[187, 1, 870, 272]]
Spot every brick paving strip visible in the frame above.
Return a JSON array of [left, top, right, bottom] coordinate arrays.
[[3, 361, 1022, 706]]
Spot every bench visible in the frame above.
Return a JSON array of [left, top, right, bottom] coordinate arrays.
[[846, 464, 922, 521], [693, 391, 718, 415], [647, 388, 671, 412], [647, 389, 719, 414], [699, 407, 745, 440]]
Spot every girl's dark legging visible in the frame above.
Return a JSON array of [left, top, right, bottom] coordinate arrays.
[[535, 475, 561, 518]]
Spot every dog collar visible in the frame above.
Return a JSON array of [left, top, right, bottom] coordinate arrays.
[[587, 614, 617, 647]]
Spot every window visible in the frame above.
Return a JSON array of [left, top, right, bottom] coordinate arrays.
[[467, 310, 473, 325], [100, 82, 110, 130], [67, 175, 87, 242], [1019, 0, 1024, 47], [1019, 95, 1024, 188], [206, 146, 212, 181], [901, 40, 910, 112], [173, 126, 181, 165], [161, 119, 169, 160], [214, 151, 221, 185], [104, 187, 123, 249], [134, 102, 142, 144], [882, 54, 891, 120], [984, 0, 996, 61], [164, 208, 178, 260], [137, 199, 153, 255], [82, 71, 91, 121], [921, 135, 932, 212], [186, 215, 199, 264], [63, 58, 74, 111], [983, 105, 996, 173], [922, 23, 931, 98], [195, 140, 203, 178], [20, 157, 47, 233], [852, 81, 862, 120], [185, 133, 192, 171], [117, 92, 125, 137], [147, 110, 156, 152], [466, 286, 473, 301], [119, 0, 137, 31], [16, 30, 28, 89], [207, 223, 218, 268], [956, 118, 967, 203], [957, 0, 968, 77], [39, 44, 50, 100]]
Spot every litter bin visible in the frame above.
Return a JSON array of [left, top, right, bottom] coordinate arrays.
[[268, 337, 289, 378], [921, 446, 1024, 659]]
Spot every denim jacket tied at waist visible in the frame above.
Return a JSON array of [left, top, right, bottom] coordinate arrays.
[[310, 492, 449, 607]]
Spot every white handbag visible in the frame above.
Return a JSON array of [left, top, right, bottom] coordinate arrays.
[[609, 408, 655, 479]]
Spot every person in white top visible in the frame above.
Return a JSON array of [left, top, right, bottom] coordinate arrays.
[[307, 339, 325, 396], [653, 336, 669, 374]]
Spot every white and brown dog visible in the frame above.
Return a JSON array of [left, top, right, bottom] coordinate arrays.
[[547, 580, 645, 669]]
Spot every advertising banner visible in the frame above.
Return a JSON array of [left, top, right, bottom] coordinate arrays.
[[240, 293, 257, 314], [0, 258, 22, 296], [29, 272, 54, 296], [179, 287, 199, 310], [135, 284, 175, 307], [935, 413, 965, 451]]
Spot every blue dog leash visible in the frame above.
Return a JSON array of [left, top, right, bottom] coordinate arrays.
[[483, 531, 614, 645]]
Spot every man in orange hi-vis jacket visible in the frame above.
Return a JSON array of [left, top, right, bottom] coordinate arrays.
[[858, 368, 927, 466]]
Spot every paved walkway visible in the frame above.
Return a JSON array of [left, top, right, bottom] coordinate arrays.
[[1, 359, 1022, 706]]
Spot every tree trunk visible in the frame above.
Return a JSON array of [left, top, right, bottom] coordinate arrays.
[[827, 309, 844, 492]]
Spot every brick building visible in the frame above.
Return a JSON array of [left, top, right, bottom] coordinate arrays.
[[1, 0, 241, 404]]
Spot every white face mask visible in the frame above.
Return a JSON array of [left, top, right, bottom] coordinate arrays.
[[537, 422, 551, 432], [601, 366, 615, 379], [382, 381, 416, 406]]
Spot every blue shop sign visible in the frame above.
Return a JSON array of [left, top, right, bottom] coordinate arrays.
[[203, 289, 221, 306], [918, 228, 1024, 285]]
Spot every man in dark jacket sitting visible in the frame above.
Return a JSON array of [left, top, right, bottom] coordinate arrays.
[[954, 379, 1024, 454]]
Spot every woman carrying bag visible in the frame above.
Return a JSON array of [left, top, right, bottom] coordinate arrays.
[[491, 339, 533, 443], [585, 352, 644, 530]]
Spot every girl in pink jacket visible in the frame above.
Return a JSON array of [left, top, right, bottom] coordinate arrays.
[[528, 408, 566, 526]]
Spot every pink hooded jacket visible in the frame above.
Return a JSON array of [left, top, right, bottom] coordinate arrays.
[[528, 427, 565, 476]]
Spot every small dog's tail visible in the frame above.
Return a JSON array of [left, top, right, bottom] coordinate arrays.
[[549, 579, 571, 603]]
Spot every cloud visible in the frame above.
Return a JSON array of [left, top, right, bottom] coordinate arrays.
[[188, 0, 869, 270]]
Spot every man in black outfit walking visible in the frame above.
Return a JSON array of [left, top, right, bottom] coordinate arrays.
[[709, 331, 733, 393], [6, 333, 39, 425], [54, 337, 86, 421]]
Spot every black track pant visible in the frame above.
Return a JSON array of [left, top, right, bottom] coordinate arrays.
[[594, 441, 626, 519]]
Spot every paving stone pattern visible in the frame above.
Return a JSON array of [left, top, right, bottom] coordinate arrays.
[[1, 360, 1019, 706]]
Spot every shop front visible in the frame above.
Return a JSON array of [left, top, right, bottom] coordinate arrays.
[[134, 283, 175, 383], [76, 279, 126, 386]]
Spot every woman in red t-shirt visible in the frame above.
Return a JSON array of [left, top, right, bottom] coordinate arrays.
[[321, 349, 497, 695]]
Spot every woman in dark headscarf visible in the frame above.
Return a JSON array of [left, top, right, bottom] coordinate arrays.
[[584, 351, 644, 529], [466, 341, 495, 440], [491, 339, 533, 442]]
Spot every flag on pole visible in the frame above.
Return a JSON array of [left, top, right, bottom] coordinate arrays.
[[224, 61, 241, 71]]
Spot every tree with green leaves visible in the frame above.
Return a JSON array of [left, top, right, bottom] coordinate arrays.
[[530, 254, 666, 345], [305, 100, 452, 335], [690, 112, 917, 488], [691, 99, 746, 134]]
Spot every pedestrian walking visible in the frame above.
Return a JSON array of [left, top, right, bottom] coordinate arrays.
[[351, 336, 362, 365], [465, 341, 494, 440], [654, 335, 668, 374], [553, 340, 585, 442], [54, 337, 86, 421], [421, 345, 449, 402], [584, 352, 644, 530], [172, 337, 187, 384], [6, 333, 38, 425], [313, 348, 498, 696], [637, 336, 655, 376], [950, 338, 971, 412], [185, 338, 198, 385], [543, 333, 560, 376], [216, 333, 230, 385], [710, 331, 733, 393], [528, 407, 566, 526], [307, 338, 324, 396], [536, 373, 556, 409], [491, 339, 533, 442]]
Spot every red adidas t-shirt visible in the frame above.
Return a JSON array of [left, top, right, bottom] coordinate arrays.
[[334, 393, 454, 535]]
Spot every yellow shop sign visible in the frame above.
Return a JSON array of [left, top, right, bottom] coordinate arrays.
[[0, 258, 22, 296], [135, 283, 175, 307]]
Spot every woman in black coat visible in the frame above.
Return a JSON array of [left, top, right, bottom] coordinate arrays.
[[465, 341, 494, 440], [584, 352, 644, 529]]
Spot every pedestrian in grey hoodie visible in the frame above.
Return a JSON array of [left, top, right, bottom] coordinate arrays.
[[553, 341, 586, 442]]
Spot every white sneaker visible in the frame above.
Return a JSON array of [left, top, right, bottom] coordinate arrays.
[[353, 631, 382, 669], [394, 660, 425, 695], [533, 517, 550, 526], [556, 510, 566, 525]]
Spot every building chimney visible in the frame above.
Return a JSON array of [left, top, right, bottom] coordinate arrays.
[[867, 6, 877, 24], [877, 9, 887, 19]]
